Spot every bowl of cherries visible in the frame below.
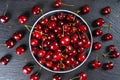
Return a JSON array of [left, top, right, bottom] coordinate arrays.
[[29, 10, 93, 73]]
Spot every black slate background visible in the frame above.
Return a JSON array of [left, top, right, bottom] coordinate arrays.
[[0, 0, 120, 80]]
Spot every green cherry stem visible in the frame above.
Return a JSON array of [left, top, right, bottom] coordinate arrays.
[[24, 25, 31, 32], [69, 76, 79, 80]]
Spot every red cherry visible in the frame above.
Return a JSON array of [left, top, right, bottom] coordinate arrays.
[[71, 33, 78, 44], [78, 24, 87, 32], [91, 60, 102, 69], [79, 72, 87, 80], [102, 6, 111, 15], [78, 53, 86, 62], [104, 33, 113, 41], [13, 31, 23, 41], [108, 45, 116, 52], [53, 74, 61, 80], [111, 51, 120, 58], [38, 58, 45, 65], [54, 0, 62, 8], [95, 18, 105, 27], [45, 51, 53, 61], [60, 35, 70, 46], [53, 51, 62, 62], [22, 65, 33, 74], [30, 73, 39, 80], [16, 45, 26, 55], [46, 61, 53, 68], [37, 49, 46, 58], [49, 41, 59, 50], [0, 56, 10, 65], [66, 57, 75, 65], [18, 15, 27, 24], [81, 4, 90, 14], [94, 28, 103, 36], [32, 5, 41, 15], [52, 63, 60, 71], [0, 16, 9, 23], [57, 12, 66, 20], [50, 15, 57, 22], [66, 14, 75, 21], [40, 17, 48, 25], [83, 40, 91, 48], [47, 21, 56, 29], [5, 38, 16, 49], [104, 62, 114, 70], [32, 30, 43, 39], [78, 47, 85, 54], [35, 24, 42, 30], [93, 42, 102, 50], [30, 38, 39, 46], [32, 47, 39, 54]]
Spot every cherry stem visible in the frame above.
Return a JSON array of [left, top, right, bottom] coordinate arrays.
[[41, 41, 44, 49], [41, 9, 44, 15], [82, 32, 89, 40], [102, 52, 110, 57], [62, 3, 74, 7], [24, 25, 31, 32], [96, 54, 99, 61], [60, 60, 64, 68], [3, 4, 8, 16], [62, 26, 65, 36], [107, 24, 112, 32], [76, 30, 81, 39], [69, 76, 79, 80], [75, 10, 81, 14], [36, 67, 42, 75]]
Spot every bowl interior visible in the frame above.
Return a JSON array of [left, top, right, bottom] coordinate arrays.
[[29, 10, 93, 73]]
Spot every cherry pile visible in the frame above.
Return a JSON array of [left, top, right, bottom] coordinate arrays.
[[30, 11, 92, 71]]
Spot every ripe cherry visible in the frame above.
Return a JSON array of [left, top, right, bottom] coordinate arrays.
[[93, 42, 102, 50], [53, 51, 62, 62], [22, 65, 33, 74], [66, 14, 75, 21], [37, 49, 46, 58], [50, 15, 57, 22], [57, 12, 66, 20], [5, 38, 16, 49], [95, 18, 105, 27], [104, 33, 113, 41], [108, 45, 116, 52], [78, 24, 87, 32], [32, 5, 41, 15], [13, 31, 23, 41], [40, 17, 48, 25], [16, 45, 26, 55], [83, 40, 91, 48], [49, 41, 59, 50], [91, 60, 102, 69], [32, 47, 39, 54], [30, 38, 39, 46], [53, 74, 61, 80], [60, 35, 70, 46], [78, 53, 86, 62], [52, 63, 60, 71], [0, 55, 10, 65], [110, 51, 120, 58], [30, 73, 39, 80], [47, 21, 56, 29], [104, 62, 114, 70], [32, 30, 43, 39], [94, 28, 103, 36], [18, 15, 27, 24], [81, 4, 90, 14], [102, 6, 111, 15], [0, 16, 9, 23], [35, 24, 42, 30], [45, 51, 53, 61]]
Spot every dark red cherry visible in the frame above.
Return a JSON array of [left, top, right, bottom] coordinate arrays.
[[30, 73, 39, 80], [32, 47, 39, 54], [40, 17, 48, 25], [93, 42, 102, 50], [35, 24, 42, 30], [13, 31, 23, 41], [46, 61, 53, 68], [5, 38, 16, 49], [53, 51, 62, 62], [81, 4, 90, 14], [54, 26, 62, 34], [32, 5, 41, 15], [60, 35, 70, 46], [94, 28, 103, 36], [79, 72, 87, 80], [22, 65, 33, 74], [30, 38, 39, 46], [54, 0, 62, 8], [78, 24, 87, 32], [104, 33, 113, 41], [57, 12, 66, 20], [37, 49, 46, 58], [66, 57, 75, 65], [49, 41, 59, 51], [95, 18, 105, 27], [91, 60, 102, 69], [16, 45, 26, 55], [32, 30, 43, 39], [0, 56, 10, 65], [78, 53, 86, 62], [18, 15, 27, 24], [71, 33, 78, 44], [38, 58, 45, 65], [102, 6, 111, 15], [108, 45, 116, 52], [104, 62, 114, 70], [0, 16, 9, 23], [53, 74, 61, 80], [66, 14, 75, 21], [111, 51, 120, 58], [83, 40, 91, 48]]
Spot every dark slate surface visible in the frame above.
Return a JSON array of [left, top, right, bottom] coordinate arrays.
[[0, 0, 120, 80]]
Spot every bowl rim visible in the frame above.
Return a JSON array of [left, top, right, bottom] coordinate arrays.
[[29, 9, 93, 73]]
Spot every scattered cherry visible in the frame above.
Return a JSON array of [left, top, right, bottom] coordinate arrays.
[[81, 4, 90, 14], [95, 18, 105, 27], [0, 55, 10, 65], [93, 42, 102, 50], [0, 16, 9, 23], [110, 51, 120, 58], [91, 60, 102, 69], [104, 62, 114, 70], [94, 28, 103, 36], [30, 73, 39, 80], [102, 6, 111, 15], [53, 74, 61, 80], [5, 38, 16, 49], [104, 33, 113, 41], [13, 31, 23, 41], [18, 15, 27, 24], [16, 45, 26, 55], [32, 5, 41, 15], [108, 45, 116, 52], [22, 64, 33, 74]]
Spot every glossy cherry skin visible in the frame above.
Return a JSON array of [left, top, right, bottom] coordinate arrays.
[[0, 56, 10, 65], [37, 49, 46, 58], [78, 53, 86, 62], [57, 12, 66, 20], [71, 33, 78, 44], [104, 62, 114, 70], [45, 51, 53, 61], [93, 42, 102, 50], [32, 5, 41, 15], [30, 38, 39, 46], [54, 0, 62, 8], [18, 15, 27, 24], [13, 32, 23, 41], [30, 73, 39, 80], [94, 28, 103, 36], [108, 45, 116, 52], [35, 24, 42, 30], [83, 40, 91, 48], [66, 14, 75, 21], [0, 16, 9, 23], [92, 60, 102, 69], [32, 47, 39, 54], [32, 30, 43, 39], [53, 74, 61, 80], [50, 15, 57, 22], [52, 63, 60, 71], [16, 45, 26, 55], [111, 51, 120, 58], [66, 57, 75, 65], [95, 18, 105, 27], [78, 47, 85, 54], [22, 65, 33, 74], [5, 38, 16, 49], [49, 41, 59, 50], [82, 4, 90, 14], [102, 6, 111, 15], [79, 72, 87, 80], [53, 51, 62, 62], [48, 21, 56, 29], [60, 35, 70, 46], [40, 17, 48, 25], [78, 24, 87, 32], [104, 33, 113, 41]]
